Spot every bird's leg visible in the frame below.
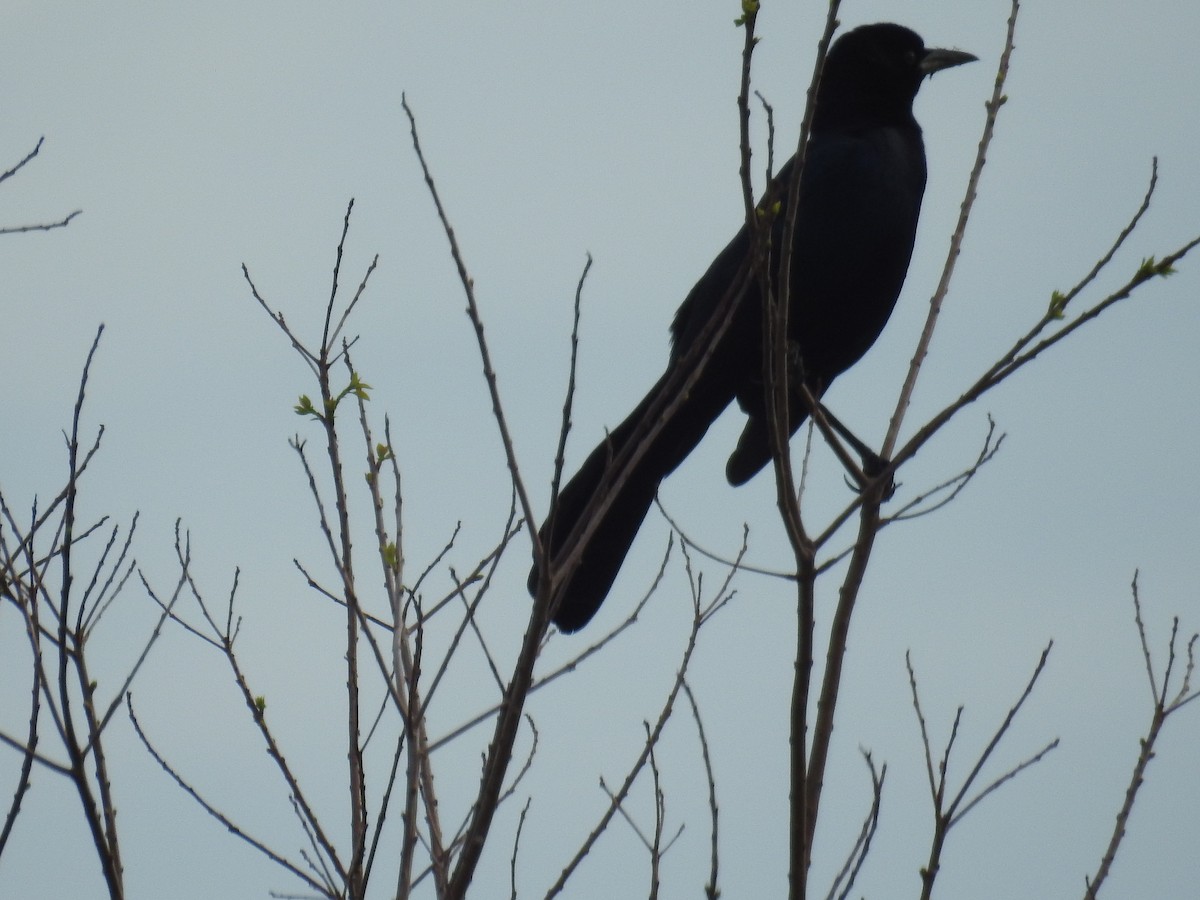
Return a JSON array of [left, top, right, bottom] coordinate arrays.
[[814, 402, 895, 499], [813, 403, 885, 475], [785, 342, 893, 498]]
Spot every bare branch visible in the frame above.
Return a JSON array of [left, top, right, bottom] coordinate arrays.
[[544, 598, 706, 899], [0, 210, 82, 235], [0, 138, 83, 233], [1085, 580, 1200, 898], [0, 136, 46, 184], [538, 255, 594, 579], [910, 640, 1057, 900], [826, 749, 886, 900], [883, 0, 1021, 455], [127, 696, 333, 896], [509, 797, 533, 900], [426, 537, 672, 755], [946, 642, 1055, 820], [682, 680, 720, 900]]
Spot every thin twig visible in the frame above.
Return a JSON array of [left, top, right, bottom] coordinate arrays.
[[826, 749, 885, 900], [909, 641, 1057, 900], [884, 0, 1021, 455], [127, 696, 332, 896], [544, 597, 706, 899], [1085, 579, 1200, 898], [683, 680, 721, 900]]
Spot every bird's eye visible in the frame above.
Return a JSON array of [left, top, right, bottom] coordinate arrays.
[[905, 49, 918, 66]]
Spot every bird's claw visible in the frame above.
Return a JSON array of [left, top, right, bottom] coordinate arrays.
[[843, 452, 896, 501]]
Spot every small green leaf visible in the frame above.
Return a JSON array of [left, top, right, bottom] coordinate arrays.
[[347, 371, 373, 401], [1135, 256, 1176, 284], [734, 0, 759, 26], [384, 542, 400, 571], [295, 395, 318, 417], [1047, 290, 1068, 320], [255, 696, 267, 713]]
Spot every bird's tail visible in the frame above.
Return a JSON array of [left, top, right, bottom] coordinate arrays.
[[529, 367, 731, 632]]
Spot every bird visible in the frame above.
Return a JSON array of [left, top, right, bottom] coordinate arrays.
[[529, 23, 975, 632]]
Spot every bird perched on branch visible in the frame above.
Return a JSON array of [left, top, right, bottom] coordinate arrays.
[[530, 23, 976, 632]]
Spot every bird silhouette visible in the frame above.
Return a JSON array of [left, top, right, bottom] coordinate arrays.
[[530, 23, 976, 632]]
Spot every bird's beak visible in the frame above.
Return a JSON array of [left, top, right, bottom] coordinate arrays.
[[919, 47, 978, 76]]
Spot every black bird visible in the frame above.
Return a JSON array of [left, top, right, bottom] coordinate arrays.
[[531, 23, 975, 632]]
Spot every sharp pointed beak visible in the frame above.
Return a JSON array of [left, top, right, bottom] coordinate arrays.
[[920, 47, 978, 76]]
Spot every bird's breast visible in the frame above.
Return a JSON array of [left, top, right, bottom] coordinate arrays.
[[788, 126, 927, 377]]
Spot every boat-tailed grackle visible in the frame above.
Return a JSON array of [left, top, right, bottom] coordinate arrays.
[[530, 23, 976, 632]]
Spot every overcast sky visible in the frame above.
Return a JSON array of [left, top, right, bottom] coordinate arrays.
[[4, 2, 1200, 898]]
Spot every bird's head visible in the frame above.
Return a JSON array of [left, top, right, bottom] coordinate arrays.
[[816, 23, 976, 127]]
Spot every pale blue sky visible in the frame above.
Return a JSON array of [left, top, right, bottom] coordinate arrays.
[[3, 2, 1200, 898]]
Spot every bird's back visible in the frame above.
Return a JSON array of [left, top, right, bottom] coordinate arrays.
[[668, 119, 926, 398]]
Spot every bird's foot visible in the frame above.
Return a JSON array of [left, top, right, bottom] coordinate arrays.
[[844, 451, 896, 501]]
